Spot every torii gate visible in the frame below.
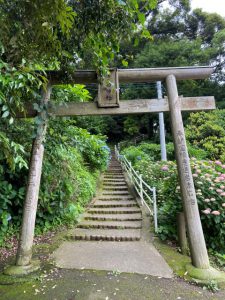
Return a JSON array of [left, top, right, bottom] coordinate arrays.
[[5, 66, 217, 276]]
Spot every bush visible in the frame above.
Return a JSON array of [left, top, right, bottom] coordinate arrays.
[[134, 158, 225, 252], [121, 142, 207, 164], [186, 110, 225, 161], [36, 146, 99, 233], [0, 119, 110, 245]]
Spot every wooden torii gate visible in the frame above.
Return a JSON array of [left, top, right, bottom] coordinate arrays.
[[6, 66, 217, 275]]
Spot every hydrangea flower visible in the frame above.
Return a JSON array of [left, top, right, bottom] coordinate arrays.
[[211, 211, 220, 215], [202, 208, 211, 214], [161, 165, 169, 171]]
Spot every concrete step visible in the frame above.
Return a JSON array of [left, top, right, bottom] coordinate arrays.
[[68, 228, 141, 241], [88, 207, 141, 214], [103, 182, 127, 188], [93, 201, 138, 208], [104, 173, 123, 176], [84, 213, 142, 221], [102, 191, 130, 195], [103, 179, 126, 183], [97, 196, 134, 201], [103, 187, 129, 191], [106, 172, 123, 175], [77, 220, 142, 229]]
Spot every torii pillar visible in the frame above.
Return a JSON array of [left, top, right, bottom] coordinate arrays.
[[166, 74, 209, 268]]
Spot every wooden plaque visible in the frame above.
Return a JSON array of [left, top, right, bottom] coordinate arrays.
[[98, 69, 119, 107]]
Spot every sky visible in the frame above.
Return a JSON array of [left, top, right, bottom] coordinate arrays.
[[191, 0, 225, 16]]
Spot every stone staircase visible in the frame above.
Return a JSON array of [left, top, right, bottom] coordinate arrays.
[[69, 152, 142, 241]]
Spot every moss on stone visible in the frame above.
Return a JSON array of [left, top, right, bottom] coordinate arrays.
[[186, 263, 225, 287], [153, 237, 191, 279], [153, 237, 225, 288], [3, 259, 40, 276]]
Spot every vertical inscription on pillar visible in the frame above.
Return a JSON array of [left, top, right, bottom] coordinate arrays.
[[177, 130, 196, 206]]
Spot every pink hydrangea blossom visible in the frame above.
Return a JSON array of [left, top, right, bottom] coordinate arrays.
[[204, 199, 210, 203], [220, 185, 225, 189], [222, 165, 225, 169], [196, 169, 201, 174], [197, 181, 203, 185], [161, 165, 169, 171], [216, 189, 223, 193], [220, 192, 225, 196], [202, 208, 211, 214], [193, 174, 198, 178], [211, 210, 220, 215], [215, 160, 222, 165]]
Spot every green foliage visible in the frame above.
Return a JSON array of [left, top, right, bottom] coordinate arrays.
[[186, 110, 225, 161], [133, 158, 225, 252], [0, 116, 110, 245], [122, 142, 207, 164], [122, 140, 224, 252], [123, 116, 140, 136], [36, 146, 98, 232]]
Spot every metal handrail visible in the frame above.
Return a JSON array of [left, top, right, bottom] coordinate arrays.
[[115, 145, 158, 232]]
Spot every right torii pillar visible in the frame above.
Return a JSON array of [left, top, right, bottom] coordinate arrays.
[[166, 74, 210, 269]]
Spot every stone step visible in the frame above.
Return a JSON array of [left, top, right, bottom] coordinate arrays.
[[84, 213, 142, 221], [103, 182, 127, 188], [68, 229, 141, 241], [104, 173, 123, 176], [88, 207, 141, 214], [103, 177, 126, 183], [77, 220, 142, 229], [105, 170, 123, 173], [93, 201, 139, 208], [103, 178, 125, 181], [102, 191, 130, 195], [103, 187, 128, 191], [98, 196, 134, 201], [104, 175, 124, 177]]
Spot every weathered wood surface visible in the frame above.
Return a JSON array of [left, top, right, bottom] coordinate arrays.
[[16, 86, 52, 266], [98, 69, 119, 107], [166, 74, 210, 269], [177, 212, 188, 255], [18, 96, 215, 118], [48, 66, 214, 84]]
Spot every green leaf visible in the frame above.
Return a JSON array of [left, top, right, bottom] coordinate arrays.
[[122, 59, 128, 67], [2, 110, 9, 118]]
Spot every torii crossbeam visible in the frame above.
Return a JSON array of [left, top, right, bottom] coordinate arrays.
[[6, 66, 216, 276]]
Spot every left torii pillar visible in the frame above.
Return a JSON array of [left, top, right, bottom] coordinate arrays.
[[4, 85, 52, 275]]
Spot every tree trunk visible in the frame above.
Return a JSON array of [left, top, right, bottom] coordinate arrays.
[[16, 86, 51, 266]]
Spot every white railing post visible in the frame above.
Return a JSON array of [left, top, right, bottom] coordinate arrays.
[[115, 146, 157, 232], [140, 174, 144, 205], [153, 187, 158, 232], [128, 161, 132, 180]]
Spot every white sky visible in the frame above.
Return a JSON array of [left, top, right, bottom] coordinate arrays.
[[191, 0, 225, 16]]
